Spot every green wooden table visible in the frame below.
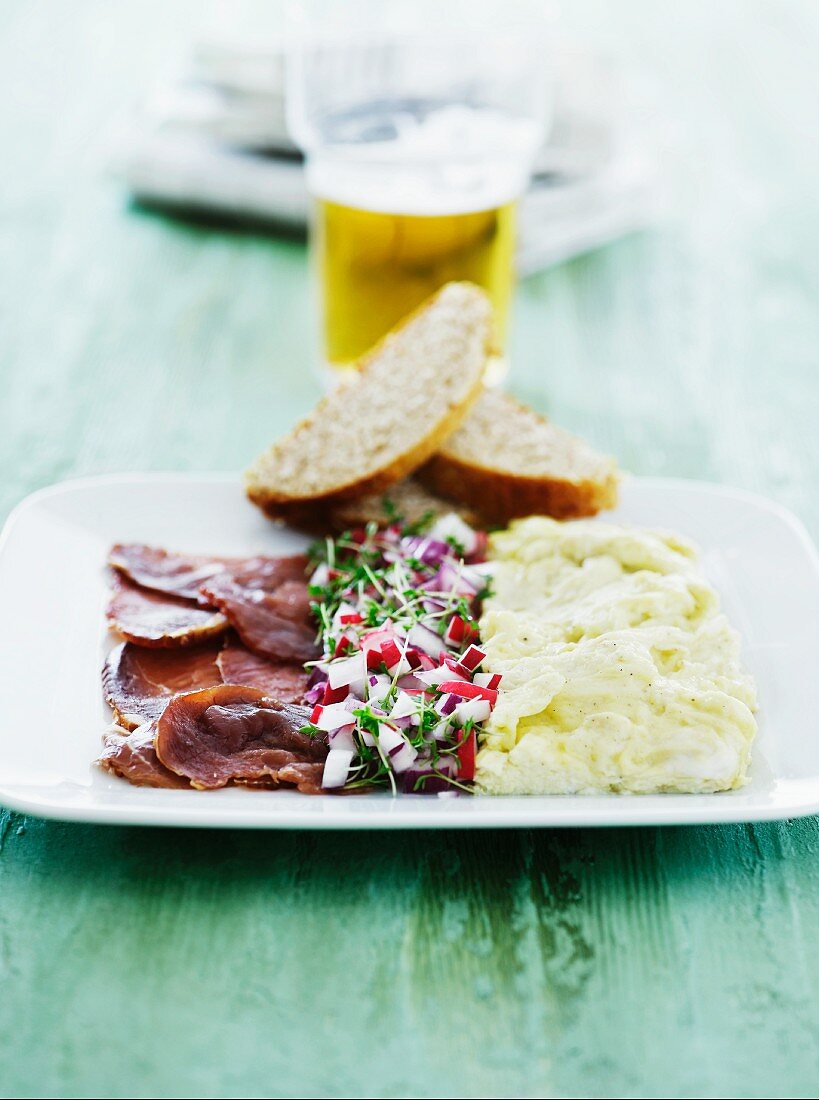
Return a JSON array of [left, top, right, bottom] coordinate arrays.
[[2, 2, 819, 1097]]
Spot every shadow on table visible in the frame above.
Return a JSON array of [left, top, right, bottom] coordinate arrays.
[[127, 197, 308, 245]]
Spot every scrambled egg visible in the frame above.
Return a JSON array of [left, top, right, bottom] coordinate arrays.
[[475, 517, 757, 795]]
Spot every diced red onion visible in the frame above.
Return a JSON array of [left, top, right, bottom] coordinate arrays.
[[305, 666, 328, 692], [303, 682, 325, 706], [401, 535, 451, 565], [389, 741, 418, 774], [389, 691, 418, 721], [376, 724, 404, 754], [328, 727, 356, 752], [407, 622, 447, 660], [428, 513, 479, 556], [417, 662, 467, 687], [402, 768, 454, 794]]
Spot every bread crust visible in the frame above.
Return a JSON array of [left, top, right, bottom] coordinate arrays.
[[248, 368, 486, 520], [419, 452, 618, 524]]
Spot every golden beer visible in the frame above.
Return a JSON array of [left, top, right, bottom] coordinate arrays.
[[315, 198, 517, 368]]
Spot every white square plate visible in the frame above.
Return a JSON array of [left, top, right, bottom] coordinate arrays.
[[1, 474, 817, 828]]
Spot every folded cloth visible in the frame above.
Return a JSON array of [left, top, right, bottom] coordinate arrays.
[[113, 40, 658, 271]]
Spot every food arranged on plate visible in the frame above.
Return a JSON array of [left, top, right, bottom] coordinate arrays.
[[97, 282, 758, 797]]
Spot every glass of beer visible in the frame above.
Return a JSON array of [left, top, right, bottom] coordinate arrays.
[[287, 27, 549, 375]]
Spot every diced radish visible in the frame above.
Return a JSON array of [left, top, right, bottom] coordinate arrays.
[[333, 632, 358, 658], [417, 662, 466, 687], [443, 614, 479, 647], [328, 652, 366, 693], [439, 680, 498, 705], [458, 644, 486, 672], [338, 609, 363, 625], [361, 628, 395, 668], [473, 672, 502, 690], [454, 697, 492, 725], [362, 627, 395, 650], [322, 748, 354, 789], [379, 638, 402, 669], [443, 655, 470, 679], [457, 729, 477, 781], [322, 682, 349, 705], [312, 702, 357, 732]]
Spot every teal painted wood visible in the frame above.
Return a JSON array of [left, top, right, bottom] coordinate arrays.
[[1, 1, 819, 1097]]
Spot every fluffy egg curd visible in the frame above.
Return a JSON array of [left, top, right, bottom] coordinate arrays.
[[475, 517, 758, 796]]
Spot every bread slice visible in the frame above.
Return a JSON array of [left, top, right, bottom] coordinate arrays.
[[418, 390, 618, 523], [328, 477, 481, 531], [246, 282, 493, 524]]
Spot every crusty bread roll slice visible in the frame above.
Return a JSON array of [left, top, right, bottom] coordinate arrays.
[[418, 390, 618, 523], [246, 282, 493, 524]]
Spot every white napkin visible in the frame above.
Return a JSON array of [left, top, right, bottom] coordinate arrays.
[[113, 40, 658, 273]]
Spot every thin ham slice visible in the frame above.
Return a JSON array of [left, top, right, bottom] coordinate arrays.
[[99, 722, 190, 789], [201, 573, 318, 664], [155, 685, 325, 791], [106, 574, 228, 648], [217, 638, 309, 702], [102, 641, 223, 730], [109, 544, 228, 601], [109, 545, 310, 603]]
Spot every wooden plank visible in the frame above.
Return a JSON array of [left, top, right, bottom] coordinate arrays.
[[1, 1, 819, 1097]]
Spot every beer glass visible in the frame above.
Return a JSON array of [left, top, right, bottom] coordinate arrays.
[[287, 27, 549, 374]]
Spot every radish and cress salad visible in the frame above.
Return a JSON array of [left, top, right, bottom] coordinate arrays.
[[303, 514, 501, 794]]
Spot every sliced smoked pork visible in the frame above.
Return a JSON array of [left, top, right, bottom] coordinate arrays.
[[200, 573, 318, 664], [154, 685, 323, 790], [106, 574, 228, 648], [109, 545, 311, 603], [102, 641, 224, 730], [99, 722, 190, 789], [216, 638, 309, 702]]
